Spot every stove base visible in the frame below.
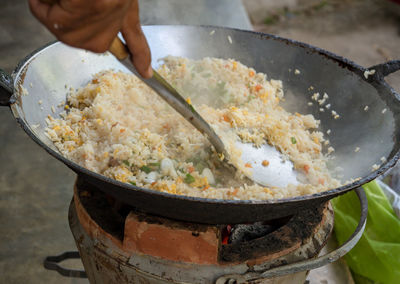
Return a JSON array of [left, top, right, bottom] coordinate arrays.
[[68, 179, 334, 284], [69, 200, 328, 284]]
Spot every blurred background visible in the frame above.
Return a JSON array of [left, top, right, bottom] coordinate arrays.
[[0, 0, 399, 283], [244, 0, 400, 92]]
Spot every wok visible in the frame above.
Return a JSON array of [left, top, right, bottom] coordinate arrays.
[[1, 25, 399, 224]]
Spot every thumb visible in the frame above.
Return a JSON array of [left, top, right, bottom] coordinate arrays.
[[121, 1, 152, 78]]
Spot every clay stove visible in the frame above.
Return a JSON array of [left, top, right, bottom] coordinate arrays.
[[54, 176, 335, 283]]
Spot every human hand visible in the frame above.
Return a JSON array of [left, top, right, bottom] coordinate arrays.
[[28, 0, 152, 78]]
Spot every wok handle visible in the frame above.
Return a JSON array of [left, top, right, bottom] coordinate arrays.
[[43, 251, 87, 278], [0, 69, 14, 106], [367, 60, 400, 81], [215, 187, 368, 284]]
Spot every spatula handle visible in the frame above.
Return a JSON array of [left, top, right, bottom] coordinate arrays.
[[109, 37, 129, 60]]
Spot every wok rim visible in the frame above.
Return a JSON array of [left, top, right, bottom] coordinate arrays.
[[9, 25, 400, 206]]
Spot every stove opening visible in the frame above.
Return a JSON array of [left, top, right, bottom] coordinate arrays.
[[222, 216, 292, 245]]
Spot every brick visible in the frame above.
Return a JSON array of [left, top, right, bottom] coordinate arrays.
[[123, 212, 220, 264]]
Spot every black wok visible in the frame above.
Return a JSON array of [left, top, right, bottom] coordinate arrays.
[[1, 25, 399, 224]]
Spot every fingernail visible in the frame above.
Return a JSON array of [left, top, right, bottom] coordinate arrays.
[[145, 66, 153, 78]]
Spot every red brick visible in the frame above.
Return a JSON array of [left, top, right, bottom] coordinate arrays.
[[123, 212, 220, 264]]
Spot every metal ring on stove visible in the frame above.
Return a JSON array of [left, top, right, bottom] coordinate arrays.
[[216, 187, 368, 284]]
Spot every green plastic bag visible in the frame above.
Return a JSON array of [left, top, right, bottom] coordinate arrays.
[[332, 180, 400, 284]]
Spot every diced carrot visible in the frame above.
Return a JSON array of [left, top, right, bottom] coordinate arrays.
[[249, 70, 255, 77], [303, 165, 310, 174], [188, 166, 194, 173], [232, 61, 238, 70], [120, 128, 125, 133], [232, 188, 239, 196], [202, 185, 210, 191], [245, 163, 252, 168], [318, 178, 325, 185], [222, 114, 230, 122], [151, 181, 157, 186], [262, 160, 269, 167], [255, 84, 263, 92], [91, 79, 99, 84]]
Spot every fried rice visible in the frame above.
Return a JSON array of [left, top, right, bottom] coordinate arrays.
[[45, 56, 341, 200]]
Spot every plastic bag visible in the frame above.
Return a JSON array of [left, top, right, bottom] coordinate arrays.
[[332, 180, 400, 284], [377, 180, 400, 219]]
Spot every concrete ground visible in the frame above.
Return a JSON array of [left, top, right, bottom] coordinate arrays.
[[243, 0, 400, 94], [0, 0, 399, 283]]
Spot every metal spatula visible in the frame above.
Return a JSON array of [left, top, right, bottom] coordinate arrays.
[[109, 38, 298, 188]]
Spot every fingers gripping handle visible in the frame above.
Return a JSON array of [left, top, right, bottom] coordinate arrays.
[[39, 0, 129, 60], [40, 0, 129, 59], [7, 0, 126, 107]]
